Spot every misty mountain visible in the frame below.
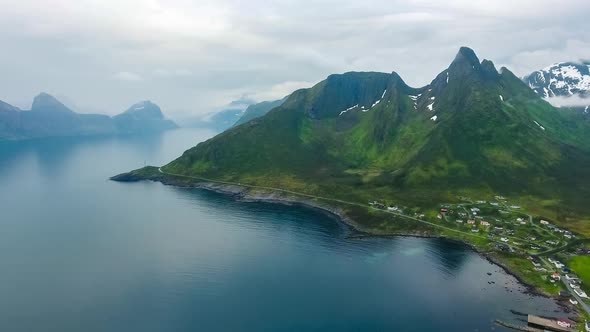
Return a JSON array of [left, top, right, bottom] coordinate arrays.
[[0, 93, 177, 140], [233, 97, 287, 127]]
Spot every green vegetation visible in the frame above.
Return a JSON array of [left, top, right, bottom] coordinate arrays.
[[497, 254, 562, 295], [116, 47, 590, 301], [569, 256, 590, 294], [161, 47, 590, 234]]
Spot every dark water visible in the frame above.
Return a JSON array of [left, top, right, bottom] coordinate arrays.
[[0, 129, 566, 332]]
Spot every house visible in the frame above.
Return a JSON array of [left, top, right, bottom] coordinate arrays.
[[470, 207, 480, 212], [471, 229, 480, 233], [574, 288, 588, 298], [440, 208, 448, 213], [480, 221, 491, 227], [540, 220, 550, 225], [437, 214, 443, 219], [551, 272, 561, 281], [490, 202, 499, 206], [553, 261, 564, 269], [564, 234, 572, 239], [500, 237, 509, 243], [467, 220, 476, 225], [565, 274, 580, 282], [516, 217, 524, 222], [456, 219, 464, 223]]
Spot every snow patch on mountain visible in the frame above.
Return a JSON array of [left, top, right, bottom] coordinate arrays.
[[339, 104, 359, 116], [533, 120, 545, 131], [525, 62, 590, 99], [339, 89, 387, 116]]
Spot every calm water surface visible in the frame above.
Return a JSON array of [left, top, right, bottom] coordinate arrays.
[[0, 129, 566, 331]]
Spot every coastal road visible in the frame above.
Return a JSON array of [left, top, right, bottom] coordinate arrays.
[[539, 257, 590, 316], [157, 167, 534, 249]]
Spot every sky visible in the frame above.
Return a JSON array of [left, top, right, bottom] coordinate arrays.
[[0, 0, 589, 119]]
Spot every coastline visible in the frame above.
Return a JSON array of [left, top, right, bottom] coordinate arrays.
[[111, 170, 567, 304]]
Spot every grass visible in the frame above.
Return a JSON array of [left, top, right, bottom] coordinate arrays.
[[497, 253, 563, 296], [568, 256, 590, 294]]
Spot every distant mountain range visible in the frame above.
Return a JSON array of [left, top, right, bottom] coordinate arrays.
[[523, 62, 590, 116], [0, 93, 177, 140], [153, 47, 590, 219], [183, 97, 287, 132], [233, 97, 287, 127]]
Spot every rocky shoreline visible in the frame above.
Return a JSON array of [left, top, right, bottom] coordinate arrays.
[[111, 170, 565, 304]]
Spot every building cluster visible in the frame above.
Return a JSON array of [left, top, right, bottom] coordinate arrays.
[[546, 257, 588, 299]]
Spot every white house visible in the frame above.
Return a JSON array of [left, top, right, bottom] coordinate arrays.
[[574, 288, 589, 298]]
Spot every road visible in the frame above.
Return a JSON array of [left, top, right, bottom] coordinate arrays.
[[158, 167, 590, 257], [157, 166, 590, 318], [539, 257, 590, 316], [157, 167, 533, 248]]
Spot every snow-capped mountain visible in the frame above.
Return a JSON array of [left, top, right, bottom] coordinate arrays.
[[524, 62, 590, 98]]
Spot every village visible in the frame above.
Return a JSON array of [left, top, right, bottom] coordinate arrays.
[[369, 196, 590, 332]]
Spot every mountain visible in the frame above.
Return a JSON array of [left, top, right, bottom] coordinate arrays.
[[524, 62, 590, 98], [0, 94, 177, 140], [233, 97, 287, 127], [138, 47, 590, 220], [206, 108, 247, 131], [182, 98, 256, 132], [113, 101, 178, 134]]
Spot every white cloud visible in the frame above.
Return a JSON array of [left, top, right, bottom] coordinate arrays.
[[113, 71, 142, 82], [545, 96, 590, 107], [153, 69, 193, 77], [251, 81, 317, 102], [0, 0, 589, 117]]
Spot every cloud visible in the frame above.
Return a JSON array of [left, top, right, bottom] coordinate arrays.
[[545, 96, 590, 107], [0, 0, 589, 116], [153, 69, 193, 77], [113, 71, 142, 81], [250, 81, 316, 102]]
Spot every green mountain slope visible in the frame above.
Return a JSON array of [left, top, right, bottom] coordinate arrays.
[[162, 47, 590, 219]]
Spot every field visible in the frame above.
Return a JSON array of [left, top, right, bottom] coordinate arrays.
[[568, 255, 590, 294]]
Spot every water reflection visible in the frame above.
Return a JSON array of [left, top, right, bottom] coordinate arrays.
[[424, 238, 470, 276], [0, 128, 568, 332]]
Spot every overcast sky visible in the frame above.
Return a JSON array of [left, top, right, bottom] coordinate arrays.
[[0, 0, 589, 118]]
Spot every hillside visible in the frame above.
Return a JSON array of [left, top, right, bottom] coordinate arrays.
[[143, 47, 590, 224], [0, 94, 177, 140]]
